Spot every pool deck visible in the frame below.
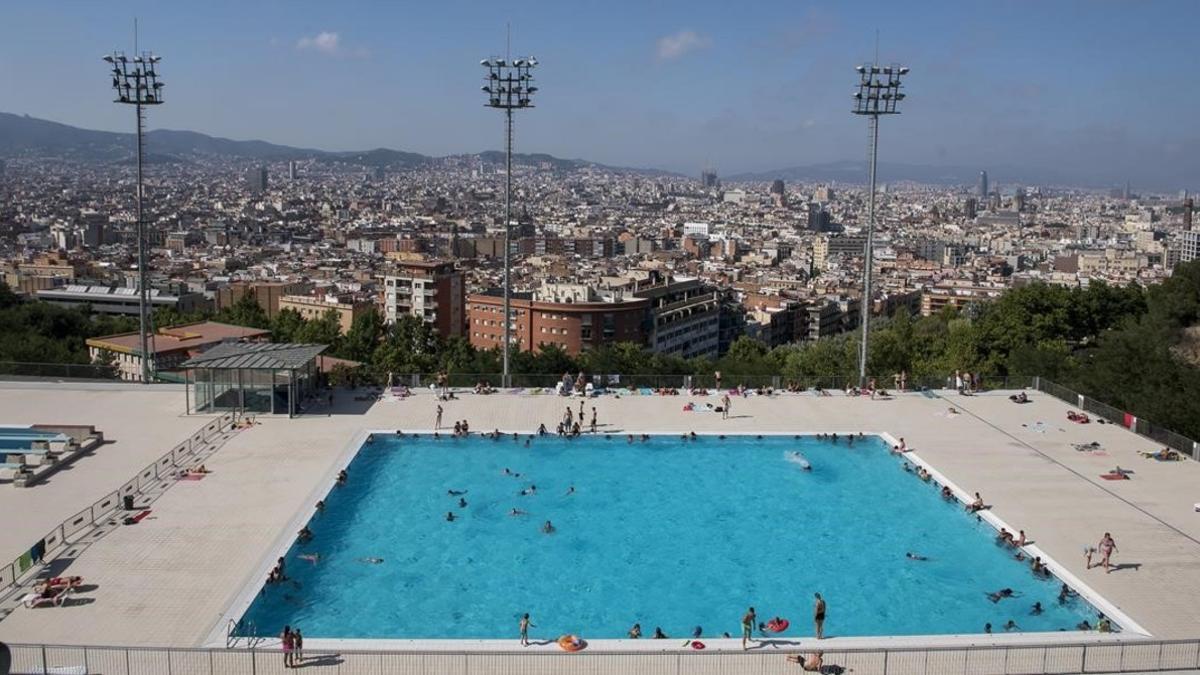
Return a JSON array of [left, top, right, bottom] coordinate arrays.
[[2, 383, 1200, 655]]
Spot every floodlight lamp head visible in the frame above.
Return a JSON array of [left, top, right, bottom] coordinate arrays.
[[898, 67, 910, 75], [481, 59, 492, 67]]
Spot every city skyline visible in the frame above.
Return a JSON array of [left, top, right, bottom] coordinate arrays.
[[1, 1, 1199, 188]]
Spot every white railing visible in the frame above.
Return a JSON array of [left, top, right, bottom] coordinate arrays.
[[3, 638, 1200, 675]]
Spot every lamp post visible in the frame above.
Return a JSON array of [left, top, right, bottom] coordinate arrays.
[[481, 55, 537, 387], [104, 50, 164, 384], [851, 62, 907, 388]]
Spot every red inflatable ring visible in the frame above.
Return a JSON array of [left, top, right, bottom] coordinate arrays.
[[691, 640, 706, 650], [766, 618, 790, 633]]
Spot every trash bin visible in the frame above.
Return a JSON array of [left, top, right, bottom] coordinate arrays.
[[123, 494, 135, 511]]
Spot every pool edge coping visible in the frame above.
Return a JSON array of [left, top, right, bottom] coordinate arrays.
[[203, 428, 1150, 650]]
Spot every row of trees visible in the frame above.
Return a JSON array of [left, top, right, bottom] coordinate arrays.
[[2, 260, 1198, 437]]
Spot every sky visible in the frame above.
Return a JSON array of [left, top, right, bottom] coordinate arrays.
[[2, 0, 1199, 189]]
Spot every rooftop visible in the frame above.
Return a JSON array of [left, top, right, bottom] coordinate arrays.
[[180, 342, 327, 370], [86, 321, 271, 356]]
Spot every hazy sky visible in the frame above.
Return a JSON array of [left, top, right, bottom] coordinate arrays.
[[2, 0, 1198, 188]]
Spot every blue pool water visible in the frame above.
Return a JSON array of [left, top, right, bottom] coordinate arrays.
[[238, 433, 1098, 639]]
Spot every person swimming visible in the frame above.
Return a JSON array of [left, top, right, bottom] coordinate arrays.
[[448, 489, 468, 496], [905, 552, 928, 561], [509, 508, 528, 516], [358, 557, 384, 564], [1031, 602, 1043, 615], [458, 497, 467, 508], [987, 588, 1017, 603], [542, 520, 555, 534], [446, 512, 456, 522]]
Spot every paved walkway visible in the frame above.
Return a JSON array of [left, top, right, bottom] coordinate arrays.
[[0, 383, 195, 564], [1, 385, 1199, 652]]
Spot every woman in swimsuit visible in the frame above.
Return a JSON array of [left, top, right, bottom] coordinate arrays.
[[1097, 533, 1118, 573]]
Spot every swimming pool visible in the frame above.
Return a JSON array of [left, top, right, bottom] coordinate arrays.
[[236, 433, 1099, 640]]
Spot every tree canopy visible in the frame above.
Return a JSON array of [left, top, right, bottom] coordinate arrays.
[[2, 260, 1199, 438]]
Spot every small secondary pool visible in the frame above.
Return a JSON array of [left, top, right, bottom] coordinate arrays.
[[237, 433, 1098, 639]]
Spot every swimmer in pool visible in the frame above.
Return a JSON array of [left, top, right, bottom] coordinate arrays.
[[905, 552, 928, 561], [987, 588, 1017, 603], [566, 486, 575, 495], [542, 520, 555, 534], [446, 512, 456, 522], [458, 497, 467, 508], [299, 553, 320, 564], [448, 489, 467, 496], [1031, 602, 1043, 615], [510, 508, 528, 516], [358, 557, 384, 564]]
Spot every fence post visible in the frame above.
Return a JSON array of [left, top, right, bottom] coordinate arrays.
[[1078, 394, 1085, 408], [40, 645, 47, 675], [883, 649, 889, 675]]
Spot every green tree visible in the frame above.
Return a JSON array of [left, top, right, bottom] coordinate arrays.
[[270, 308, 307, 344], [214, 293, 269, 329], [90, 348, 120, 379], [338, 308, 384, 362], [297, 308, 344, 348]]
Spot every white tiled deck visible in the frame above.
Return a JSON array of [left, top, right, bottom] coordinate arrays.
[[0, 382, 196, 564], [2, 383, 1200, 658]]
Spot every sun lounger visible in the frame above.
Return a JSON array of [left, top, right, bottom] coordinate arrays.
[[21, 588, 71, 608]]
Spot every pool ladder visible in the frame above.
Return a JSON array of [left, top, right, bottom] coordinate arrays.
[[226, 618, 258, 648]]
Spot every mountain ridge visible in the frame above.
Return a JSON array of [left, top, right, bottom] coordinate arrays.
[[0, 112, 676, 175]]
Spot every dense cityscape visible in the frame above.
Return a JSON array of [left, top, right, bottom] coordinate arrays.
[[2, 137, 1196, 365]]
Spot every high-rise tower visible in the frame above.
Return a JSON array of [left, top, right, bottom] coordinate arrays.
[[979, 170, 988, 199]]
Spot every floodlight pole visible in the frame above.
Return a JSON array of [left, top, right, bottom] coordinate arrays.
[[503, 106, 513, 385], [135, 99, 149, 382], [481, 55, 537, 388], [105, 50, 163, 384], [859, 115, 879, 389], [851, 62, 908, 388]]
